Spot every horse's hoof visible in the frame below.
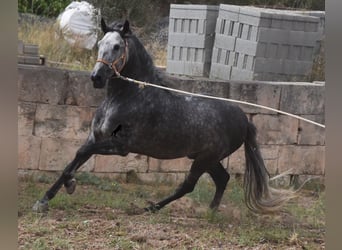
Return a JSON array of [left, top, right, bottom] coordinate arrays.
[[65, 178, 76, 194], [32, 200, 48, 213]]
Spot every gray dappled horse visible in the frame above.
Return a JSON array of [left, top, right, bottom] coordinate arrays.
[[33, 19, 294, 214]]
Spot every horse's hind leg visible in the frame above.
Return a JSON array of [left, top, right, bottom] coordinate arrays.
[[207, 162, 230, 209], [145, 155, 214, 212]]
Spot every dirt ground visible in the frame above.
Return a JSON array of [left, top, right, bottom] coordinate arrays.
[[18, 178, 325, 250]]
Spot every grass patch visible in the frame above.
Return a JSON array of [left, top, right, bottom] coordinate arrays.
[[19, 175, 325, 249]]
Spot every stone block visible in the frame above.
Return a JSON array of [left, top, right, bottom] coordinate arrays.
[[297, 115, 325, 145], [252, 114, 299, 145], [278, 145, 325, 175], [94, 154, 148, 173], [228, 81, 282, 114], [148, 157, 192, 173], [18, 65, 67, 105], [66, 71, 106, 107], [34, 104, 95, 140], [18, 135, 41, 170], [18, 102, 36, 136], [227, 146, 245, 174], [39, 137, 94, 172], [228, 145, 280, 175], [138, 172, 187, 184], [280, 83, 325, 115]]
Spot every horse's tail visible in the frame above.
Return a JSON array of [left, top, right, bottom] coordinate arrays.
[[243, 122, 296, 213]]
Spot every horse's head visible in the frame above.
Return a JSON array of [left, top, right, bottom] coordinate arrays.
[[91, 19, 131, 88]]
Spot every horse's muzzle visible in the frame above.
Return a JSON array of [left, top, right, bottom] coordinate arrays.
[[91, 73, 105, 89]]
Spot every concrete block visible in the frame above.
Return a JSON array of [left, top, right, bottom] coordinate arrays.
[[34, 104, 94, 140], [18, 102, 36, 136], [252, 114, 299, 145], [235, 39, 258, 56], [23, 44, 39, 55], [218, 4, 240, 21], [254, 58, 283, 74], [94, 154, 148, 173], [170, 4, 219, 20], [148, 157, 192, 173], [18, 55, 41, 65], [282, 60, 313, 75], [280, 84, 325, 115], [265, 43, 279, 58], [18, 65, 67, 105], [228, 81, 282, 114], [278, 145, 325, 175], [214, 34, 236, 50], [230, 68, 253, 81], [297, 115, 325, 145], [18, 135, 41, 170], [255, 42, 267, 57], [300, 46, 314, 61], [168, 33, 207, 48], [39, 137, 95, 172], [18, 40, 24, 54], [209, 63, 231, 80]]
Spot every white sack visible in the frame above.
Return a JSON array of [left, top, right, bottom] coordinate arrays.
[[57, 1, 99, 50]]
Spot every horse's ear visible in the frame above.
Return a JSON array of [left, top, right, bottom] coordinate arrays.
[[101, 18, 109, 33], [121, 20, 131, 35]]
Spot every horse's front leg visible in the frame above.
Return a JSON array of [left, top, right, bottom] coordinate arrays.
[[32, 137, 128, 213]]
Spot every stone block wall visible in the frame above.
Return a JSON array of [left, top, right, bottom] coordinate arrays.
[[18, 65, 325, 183]]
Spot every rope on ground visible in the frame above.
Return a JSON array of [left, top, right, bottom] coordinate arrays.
[[115, 73, 325, 129]]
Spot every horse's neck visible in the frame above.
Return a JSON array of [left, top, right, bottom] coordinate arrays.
[[106, 78, 139, 99]]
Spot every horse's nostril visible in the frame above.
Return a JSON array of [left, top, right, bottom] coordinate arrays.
[[91, 73, 101, 82]]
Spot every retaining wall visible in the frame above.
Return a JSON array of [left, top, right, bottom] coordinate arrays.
[[18, 65, 325, 184]]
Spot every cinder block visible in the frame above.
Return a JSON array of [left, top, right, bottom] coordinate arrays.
[[278, 145, 325, 175], [23, 44, 39, 55], [34, 104, 94, 140], [218, 4, 240, 21], [39, 137, 95, 172], [235, 39, 258, 56], [230, 68, 253, 81], [209, 63, 231, 80], [214, 34, 236, 50], [18, 135, 42, 170], [94, 154, 148, 173], [167, 4, 219, 77], [252, 114, 299, 145]]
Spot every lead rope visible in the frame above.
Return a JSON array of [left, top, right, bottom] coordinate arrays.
[[112, 69, 325, 129]]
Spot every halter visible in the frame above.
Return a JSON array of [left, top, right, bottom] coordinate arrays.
[[96, 39, 128, 75]]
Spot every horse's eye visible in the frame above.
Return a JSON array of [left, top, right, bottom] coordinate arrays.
[[113, 44, 120, 51]]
